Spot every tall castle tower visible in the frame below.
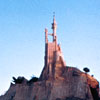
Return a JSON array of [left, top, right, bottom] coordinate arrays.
[[40, 16, 66, 80]]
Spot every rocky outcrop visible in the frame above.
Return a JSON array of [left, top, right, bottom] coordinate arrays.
[[0, 67, 99, 100], [0, 17, 100, 100]]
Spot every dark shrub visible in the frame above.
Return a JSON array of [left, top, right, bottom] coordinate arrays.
[[28, 76, 38, 84], [12, 76, 25, 84], [83, 67, 90, 73]]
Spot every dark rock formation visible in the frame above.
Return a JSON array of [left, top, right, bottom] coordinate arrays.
[[0, 67, 99, 100]]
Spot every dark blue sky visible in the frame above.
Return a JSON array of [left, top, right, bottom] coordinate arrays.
[[0, 0, 100, 94]]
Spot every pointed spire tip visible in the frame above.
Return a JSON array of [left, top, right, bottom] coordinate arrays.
[[53, 12, 55, 18]]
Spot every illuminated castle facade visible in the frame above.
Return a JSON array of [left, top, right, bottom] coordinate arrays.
[[40, 16, 66, 80]]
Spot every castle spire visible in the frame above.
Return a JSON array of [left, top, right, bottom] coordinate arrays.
[[40, 16, 66, 81], [52, 13, 57, 42]]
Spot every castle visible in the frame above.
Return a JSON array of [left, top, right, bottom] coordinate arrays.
[[40, 15, 66, 80]]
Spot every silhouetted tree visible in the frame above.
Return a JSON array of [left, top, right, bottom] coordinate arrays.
[[83, 67, 90, 73], [12, 76, 25, 84], [27, 76, 38, 84]]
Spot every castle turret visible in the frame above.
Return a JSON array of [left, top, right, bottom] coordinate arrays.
[[40, 16, 66, 80], [52, 15, 57, 42], [45, 28, 48, 43]]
